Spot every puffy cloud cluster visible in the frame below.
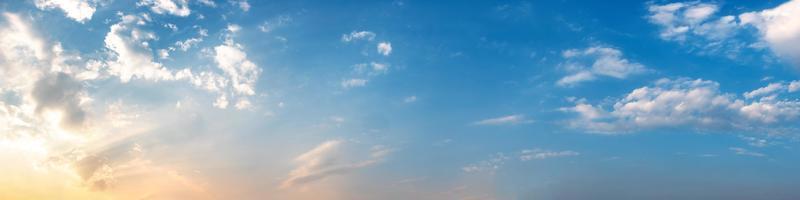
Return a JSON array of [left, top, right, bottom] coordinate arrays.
[[137, 0, 191, 17], [561, 78, 800, 134], [102, 15, 260, 109], [646, 0, 800, 64], [557, 46, 647, 87], [34, 0, 98, 23], [281, 140, 391, 189]]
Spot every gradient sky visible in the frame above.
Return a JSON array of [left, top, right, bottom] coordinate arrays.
[[2, 0, 800, 199]]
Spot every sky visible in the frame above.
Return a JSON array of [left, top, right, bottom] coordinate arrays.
[[1, 0, 800, 199]]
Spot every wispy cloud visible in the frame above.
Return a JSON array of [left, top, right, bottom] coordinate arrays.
[[473, 114, 532, 126]]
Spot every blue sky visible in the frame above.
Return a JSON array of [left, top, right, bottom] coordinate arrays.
[[1, 0, 800, 199]]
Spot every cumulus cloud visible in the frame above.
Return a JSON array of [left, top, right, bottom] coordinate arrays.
[[403, 95, 417, 103], [561, 78, 800, 134], [519, 149, 580, 161], [739, 0, 800, 65], [341, 31, 376, 42], [281, 140, 390, 188], [137, 0, 191, 17], [377, 42, 392, 56], [473, 114, 531, 126], [34, 0, 97, 23], [213, 42, 260, 96], [557, 46, 646, 86]]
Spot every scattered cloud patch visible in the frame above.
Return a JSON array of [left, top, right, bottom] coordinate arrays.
[[341, 31, 376, 42], [341, 78, 368, 88], [557, 46, 646, 87], [259, 15, 292, 33]]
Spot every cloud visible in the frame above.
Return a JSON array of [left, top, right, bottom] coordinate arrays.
[[473, 114, 532, 126], [31, 73, 88, 131], [729, 147, 765, 157], [341, 31, 376, 42], [645, 2, 747, 57], [739, 0, 800, 65], [377, 42, 392, 56], [281, 140, 390, 188], [138, 0, 191, 16], [561, 78, 800, 134], [462, 153, 509, 173], [519, 149, 580, 161], [403, 95, 417, 103], [557, 46, 646, 87], [230, 0, 250, 12], [34, 0, 97, 23], [259, 15, 292, 33], [341, 78, 367, 88], [646, 2, 732, 41], [743, 82, 785, 99], [213, 42, 260, 96], [104, 14, 174, 82], [353, 62, 389, 76]]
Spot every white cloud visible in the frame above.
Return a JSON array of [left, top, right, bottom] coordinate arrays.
[[353, 62, 389, 76], [473, 114, 531, 126], [557, 46, 646, 87], [403, 95, 417, 103], [740, 0, 800, 65], [519, 149, 579, 161], [790, 80, 800, 92], [137, 0, 191, 17], [377, 42, 392, 56], [281, 140, 390, 188], [561, 78, 800, 134], [646, 2, 732, 41], [103, 14, 174, 82], [744, 82, 785, 99], [729, 147, 765, 157], [341, 31, 376, 42], [646, 2, 745, 56], [462, 153, 509, 173], [213, 42, 261, 96], [34, 0, 97, 23], [259, 15, 292, 33], [230, 0, 250, 12], [198, 0, 216, 7], [341, 78, 367, 88]]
